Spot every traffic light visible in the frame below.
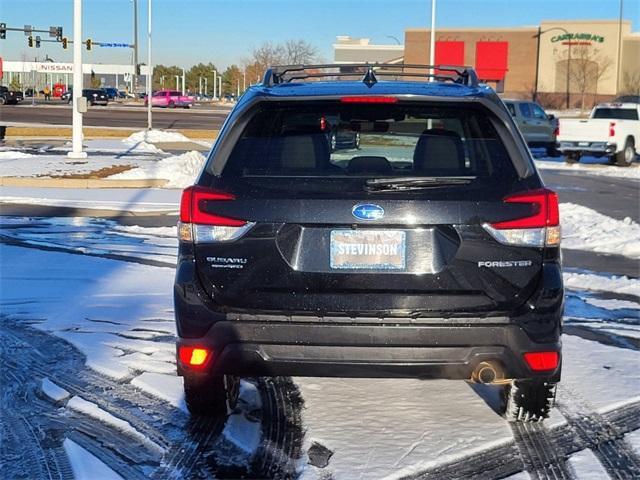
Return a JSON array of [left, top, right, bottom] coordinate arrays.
[[56, 26, 63, 42], [85, 38, 92, 51], [35, 35, 41, 48], [28, 35, 33, 47], [62, 37, 68, 49], [0, 23, 6, 40]]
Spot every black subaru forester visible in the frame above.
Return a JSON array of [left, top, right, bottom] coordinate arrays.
[[174, 64, 563, 423]]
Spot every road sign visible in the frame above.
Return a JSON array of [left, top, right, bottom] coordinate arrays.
[[100, 42, 132, 48], [49, 26, 57, 38], [24, 25, 32, 36]]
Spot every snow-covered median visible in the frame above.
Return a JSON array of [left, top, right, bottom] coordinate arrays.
[[108, 150, 206, 188], [560, 203, 640, 259], [124, 129, 192, 144], [564, 271, 640, 296]]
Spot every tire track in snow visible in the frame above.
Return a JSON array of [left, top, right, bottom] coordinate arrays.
[[403, 402, 640, 479], [510, 421, 573, 479], [556, 385, 640, 479]]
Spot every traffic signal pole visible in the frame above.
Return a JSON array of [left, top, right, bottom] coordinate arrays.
[[68, 0, 86, 159]]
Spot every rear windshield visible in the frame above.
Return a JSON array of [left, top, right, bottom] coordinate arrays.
[[592, 108, 638, 120], [218, 101, 518, 191]]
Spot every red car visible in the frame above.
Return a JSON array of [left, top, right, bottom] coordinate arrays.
[[145, 90, 193, 108]]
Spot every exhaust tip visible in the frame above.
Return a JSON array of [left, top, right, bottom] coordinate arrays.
[[472, 360, 505, 384]]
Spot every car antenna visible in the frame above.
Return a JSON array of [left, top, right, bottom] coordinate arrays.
[[362, 66, 378, 88]]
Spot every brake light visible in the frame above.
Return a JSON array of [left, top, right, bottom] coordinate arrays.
[[178, 346, 211, 367], [523, 351, 559, 371], [609, 122, 616, 137], [340, 96, 398, 104], [553, 124, 559, 137], [482, 188, 560, 247], [178, 186, 253, 243]]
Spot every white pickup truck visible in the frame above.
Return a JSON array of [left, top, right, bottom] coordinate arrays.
[[557, 103, 639, 166]]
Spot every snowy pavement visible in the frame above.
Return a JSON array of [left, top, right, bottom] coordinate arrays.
[[1, 211, 639, 479]]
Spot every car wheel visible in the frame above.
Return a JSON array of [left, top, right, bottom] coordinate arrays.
[[330, 132, 337, 152], [565, 153, 580, 164], [615, 138, 636, 167], [183, 374, 239, 417], [502, 380, 556, 422], [545, 143, 559, 157], [0, 97, 5, 105], [169, 101, 176, 108]]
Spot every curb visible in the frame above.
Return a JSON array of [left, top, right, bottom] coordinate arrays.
[[0, 177, 169, 188]]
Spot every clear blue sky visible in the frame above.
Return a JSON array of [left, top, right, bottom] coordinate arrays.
[[1, 0, 638, 69]]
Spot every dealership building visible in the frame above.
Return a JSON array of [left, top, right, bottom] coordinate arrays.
[[336, 19, 639, 105]]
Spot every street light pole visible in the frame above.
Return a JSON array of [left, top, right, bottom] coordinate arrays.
[[68, 0, 86, 159], [533, 27, 541, 101], [132, 0, 138, 95], [146, 0, 152, 131], [428, 0, 436, 81], [213, 70, 217, 99]]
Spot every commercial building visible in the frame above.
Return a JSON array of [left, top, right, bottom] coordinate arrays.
[[0, 60, 150, 94], [335, 20, 639, 107], [334, 36, 404, 64]]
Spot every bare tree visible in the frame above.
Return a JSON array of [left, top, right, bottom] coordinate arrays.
[[557, 46, 613, 112], [283, 39, 320, 65], [243, 40, 321, 85], [621, 70, 640, 97]]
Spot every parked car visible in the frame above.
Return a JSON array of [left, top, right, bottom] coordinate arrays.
[[557, 102, 639, 166], [61, 89, 72, 102], [0, 86, 24, 105], [103, 87, 119, 100], [174, 64, 563, 423], [145, 89, 193, 108], [66, 89, 109, 106], [503, 99, 558, 156]]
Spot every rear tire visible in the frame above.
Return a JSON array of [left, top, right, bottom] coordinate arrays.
[[565, 153, 580, 164], [546, 143, 559, 157], [183, 374, 239, 418], [616, 138, 636, 167], [502, 380, 556, 422], [169, 101, 176, 108]]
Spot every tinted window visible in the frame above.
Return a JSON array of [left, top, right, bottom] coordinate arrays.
[[217, 101, 517, 191], [518, 103, 532, 118], [505, 103, 516, 117], [170, 91, 181, 96], [592, 108, 638, 120]]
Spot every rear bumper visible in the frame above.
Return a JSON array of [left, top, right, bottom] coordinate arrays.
[[175, 251, 563, 380], [558, 141, 616, 156], [177, 322, 561, 381]]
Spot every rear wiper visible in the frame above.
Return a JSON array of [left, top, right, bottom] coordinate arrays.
[[364, 176, 476, 191]]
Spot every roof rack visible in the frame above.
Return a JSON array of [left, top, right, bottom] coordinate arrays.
[[262, 63, 479, 88]]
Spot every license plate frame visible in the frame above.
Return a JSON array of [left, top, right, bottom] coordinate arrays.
[[330, 230, 406, 270]]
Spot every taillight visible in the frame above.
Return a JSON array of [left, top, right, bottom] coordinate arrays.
[[609, 121, 616, 137], [340, 96, 398, 104], [178, 346, 212, 368], [482, 188, 560, 247], [178, 186, 254, 243], [553, 124, 559, 137], [523, 351, 559, 371]]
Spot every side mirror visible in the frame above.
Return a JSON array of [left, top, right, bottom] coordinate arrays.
[[547, 114, 555, 120]]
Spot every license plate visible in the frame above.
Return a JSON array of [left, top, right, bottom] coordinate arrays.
[[578, 141, 590, 147], [330, 230, 406, 270]]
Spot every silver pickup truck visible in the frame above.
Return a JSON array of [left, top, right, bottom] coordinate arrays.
[[557, 103, 639, 166]]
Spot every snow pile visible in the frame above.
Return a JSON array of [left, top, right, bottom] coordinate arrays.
[[63, 439, 124, 480], [560, 203, 640, 258], [124, 129, 192, 144], [41, 377, 70, 402], [108, 150, 205, 188], [0, 151, 35, 159], [535, 159, 640, 179], [563, 271, 640, 296]]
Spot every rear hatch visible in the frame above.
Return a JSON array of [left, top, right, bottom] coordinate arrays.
[[188, 99, 549, 318]]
